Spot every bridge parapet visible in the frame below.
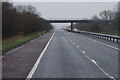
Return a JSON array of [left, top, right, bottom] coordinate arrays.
[[46, 19, 112, 23]]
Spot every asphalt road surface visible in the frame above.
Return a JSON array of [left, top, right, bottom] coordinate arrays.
[[32, 29, 118, 79]]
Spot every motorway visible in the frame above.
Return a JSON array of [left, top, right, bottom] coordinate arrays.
[[31, 29, 118, 79]]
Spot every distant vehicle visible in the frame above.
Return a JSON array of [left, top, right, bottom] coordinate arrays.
[[73, 28, 78, 31]]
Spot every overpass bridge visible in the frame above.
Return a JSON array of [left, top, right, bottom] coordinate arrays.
[[46, 18, 112, 31]]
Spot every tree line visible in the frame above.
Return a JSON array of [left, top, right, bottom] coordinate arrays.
[[73, 4, 119, 35], [2, 2, 53, 38]]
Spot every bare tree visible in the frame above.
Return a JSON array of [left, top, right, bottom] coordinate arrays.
[[99, 10, 115, 20], [27, 5, 36, 14], [2, 3, 53, 38]]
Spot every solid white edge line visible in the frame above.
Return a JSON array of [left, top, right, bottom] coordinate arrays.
[[26, 30, 55, 79], [84, 37, 120, 51], [3, 43, 25, 55]]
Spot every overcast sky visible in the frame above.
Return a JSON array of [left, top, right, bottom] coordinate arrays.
[[13, 2, 117, 19], [12, 2, 118, 28]]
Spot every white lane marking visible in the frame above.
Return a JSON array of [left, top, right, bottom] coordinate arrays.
[[26, 31, 55, 79], [66, 35, 116, 80], [17, 45, 24, 49], [85, 37, 120, 51], [30, 38, 36, 43], [6, 49, 16, 54], [82, 51, 85, 54], [69, 39, 91, 61], [91, 59, 97, 64], [77, 46, 116, 80], [91, 59, 116, 80]]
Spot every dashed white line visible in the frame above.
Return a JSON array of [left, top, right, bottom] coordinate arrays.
[[82, 51, 91, 61], [82, 51, 85, 54], [67, 37, 116, 80], [91, 59, 97, 64], [91, 59, 116, 80], [26, 30, 55, 79], [71, 40, 116, 80], [77, 46, 79, 48], [83, 53, 91, 61]]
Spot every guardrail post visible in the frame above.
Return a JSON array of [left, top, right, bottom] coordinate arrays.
[[71, 22, 73, 31], [110, 37, 111, 41], [113, 38, 114, 42], [117, 39, 118, 43]]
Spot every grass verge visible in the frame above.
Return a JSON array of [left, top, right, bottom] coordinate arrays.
[[2, 31, 46, 54], [100, 32, 119, 36]]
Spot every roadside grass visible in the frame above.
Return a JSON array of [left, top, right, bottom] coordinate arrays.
[[2, 31, 46, 54], [100, 32, 119, 36]]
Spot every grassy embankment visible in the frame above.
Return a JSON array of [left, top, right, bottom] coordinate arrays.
[[2, 31, 46, 54], [100, 32, 119, 36]]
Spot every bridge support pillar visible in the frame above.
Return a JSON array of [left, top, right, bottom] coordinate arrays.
[[71, 22, 73, 31]]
